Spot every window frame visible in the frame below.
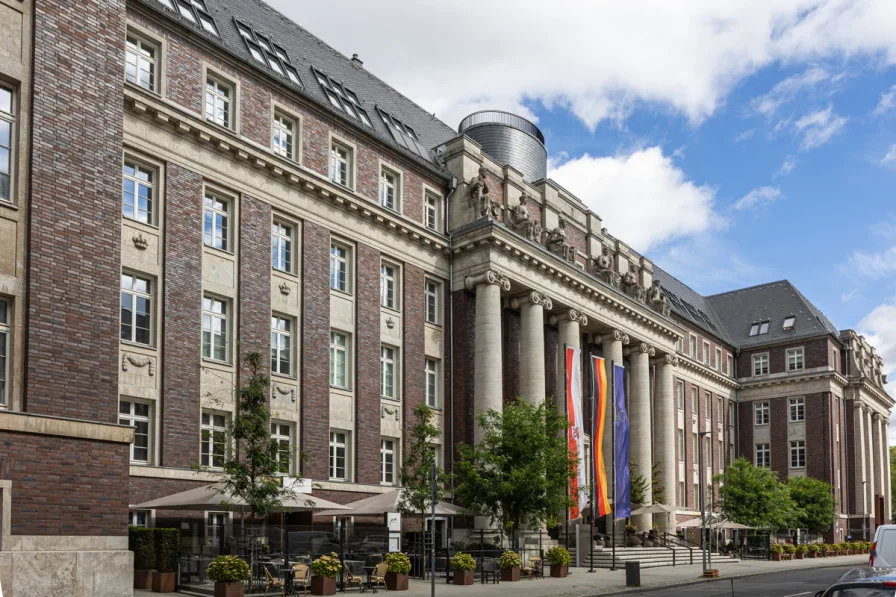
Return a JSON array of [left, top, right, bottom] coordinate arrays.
[[122, 157, 157, 226], [424, 278, 440, 325], [0, 84, 15, 205], [329, 137, 355, 189], [782, 316, 796, 330], [752, 352, 769, 376], [204, 71, 237, 131], [788, 396, 805, 422], [789, 440, 806, 469], [329, 430, 349, 481], [381, 345, 398, 400], [329, 241, 352, 294], [272, 109, 299, 162], [270, 314, 293, 377], [689, 334, 697, 359], [704, 391, 711, 421], [690, 387, 698, 416], [714, 347, 722, 371], [677, 428, 685, 461], [201, 295, 230, 362], [380, 438, 396, 485], [691, 431, 698, 465], [271, 219, 293, 274], [786, 347, 805, 372], [329, 330, 350, 389], [832, 348, 839, 373], [203, 190, 232, 252], [727, 354, 734, 377], [271, 422, 292, 475], [379, 164, 401, 213], [424, 190, 442, 232], [119, 398, 152, 464], [124, 27, 161, 94], [754, 401, 770, 426], [676, 380, 684, 411], [201, 410, 229, 470], [120, 272, 153, 346], [0, 298, 8, 405], [380, 261, 400, 311], [425, 358, 439, 409], [702, 340, 710, 366]]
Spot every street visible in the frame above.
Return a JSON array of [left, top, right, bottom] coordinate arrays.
[[621, 565, 859, 597]]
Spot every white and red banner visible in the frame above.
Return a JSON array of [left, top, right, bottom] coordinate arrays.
[[566, 346, 587, 520]]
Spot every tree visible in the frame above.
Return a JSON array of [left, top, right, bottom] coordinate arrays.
[[630, 458, 648, 507], [398, 403, 449, 520], [714, 458, 797, 532], [651, 462, 665, 505], [788, 476, 835, 534], [454, 398, 575, 541]]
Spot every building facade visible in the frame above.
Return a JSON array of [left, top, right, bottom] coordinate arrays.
[[0, 0, 890, 592]]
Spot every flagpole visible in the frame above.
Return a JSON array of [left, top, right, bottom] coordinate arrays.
[[610, 359, 617, 571], [588, 354, 595, 573]]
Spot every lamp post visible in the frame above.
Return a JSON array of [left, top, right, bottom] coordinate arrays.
[[698, 430, 712, 574]]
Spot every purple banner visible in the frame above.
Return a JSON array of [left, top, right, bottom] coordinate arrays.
[[614, 363, 631, 520]]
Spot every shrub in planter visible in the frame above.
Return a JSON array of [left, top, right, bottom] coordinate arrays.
[[795, 544, 807, 559], [152, 528, 180, 593], [807, 543, 820, 558], [450, 553, 476, 585], [546, 546, 570, 578], [770, 544, 784, 561], [206, 555, 249, 597], [384, 552, 411, 591], [129, 526, 156, 590], [783, 544, 796, 560], [499, 551, 522, 582], [310, 553, 341, 596]]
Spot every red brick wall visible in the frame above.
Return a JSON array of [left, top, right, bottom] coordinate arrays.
[[544, 325, 559, 405], [770, 399, 789, 478], [501, 308, 521, 405], [737, 401, 754, 469], [26, 0, 125, 422], [738, 337, 832, 377], [301, 222, 330, 480], [162, 163, 203, 467], [238, 195, 272, 390], [449, 289, 475, 462], [355, 243, 380, 485], [402, 264, 426, 456], [805, 392, 830, 481], [2, 431, 129, 535], [525, 199, 543, 227]]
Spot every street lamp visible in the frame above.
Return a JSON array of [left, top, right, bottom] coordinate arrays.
[[698, 430, 712, 574]]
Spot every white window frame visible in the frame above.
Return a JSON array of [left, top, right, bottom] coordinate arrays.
[[129, 510, 152, 527], [754, 402, 770, 426], [202, 295, 229, 362], [380, 262, 399, 311], [330, 140, 353, 188], [677, 429, 684, 461], [424, 279, 440, 325], [782, 316, 796, 330], [272, 111, 296, 160], [424, 191, 441, 232], [0, 84, 13, 204], [676, 337, 683, 353], [201, 411, 229, 469], [271, 315, 293, 377], [271, 220, 293, 274], [125, 31, 158, 92], [727, 354, 734, 377], [120, 272, 153, 346], [717, 397, 723, 422], [329, 331, 349, 389], [380, 438, 396, 485], [329, 242, 351, 294], [271, 422, 292, 475], [676, 380, 684, 411], [205, 74, 234, 129], [0, 298, 8, 405], [702, 341, 710, 366], [690, 387, 698, 416], [715, 348, 722, 371], [381, 345, 397, 400], [787, 347, 805, 372], [120, 398, 152, 464], [759, 320, 770, 335], [203, 191, 231, 252], [704, 391, 711, 421], [379, 166, 400, 212], [755, 443, 770, 468], [329, 430, 348, 481], [122, 158, 155, 225], [425, 358, 439, 408], [789, 397, 805, 422], [753, 353, 769, 376], [692, 432, 698, 465], [689, 334, 697, 359], [790, 440, 806, 469], [832, 348, 839, 373]]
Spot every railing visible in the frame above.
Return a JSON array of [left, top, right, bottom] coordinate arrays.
[[661, 532, 695, 565], [457, 110, 545, 144]]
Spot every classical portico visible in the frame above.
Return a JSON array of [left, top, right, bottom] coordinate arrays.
[[511, 291, 553, 404]]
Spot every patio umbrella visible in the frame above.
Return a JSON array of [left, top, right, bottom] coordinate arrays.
[[134, 482, 350, 512], [316, 488, 474, 517], [629, 503, 677, 515]]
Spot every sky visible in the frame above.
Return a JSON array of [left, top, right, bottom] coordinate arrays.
[[266, 0, 896, 437]]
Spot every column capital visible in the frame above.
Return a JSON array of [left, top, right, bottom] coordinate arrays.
[[510, 290, 553, 311], [653, 354, 679, 367], [625, 342, 655, 357], [464, 269, 511, 292], [854, 401, 867, 412], [873, 412, 884, 422], [598, 329, 630, 346], [550, 308, 588, 327]]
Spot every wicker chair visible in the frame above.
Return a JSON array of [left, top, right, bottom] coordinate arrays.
[[521, 556, 541, 580], [343, 563, 365, 593], [263, 566, 285, 597], [370, 561, 388, 593], [292, 563, 310, 596]]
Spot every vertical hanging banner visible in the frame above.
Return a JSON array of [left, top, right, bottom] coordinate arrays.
[[613, 363, 631, 519], [566, 346, 587, 520], [591, 355, 611, 518]]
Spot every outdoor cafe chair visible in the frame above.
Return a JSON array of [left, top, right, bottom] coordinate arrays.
[[521, 556, 541, 580], [370, 561, 388, 593], [263, 565, 285, 597], [291, 563, 310, 596], [343, 563, 365, 593]]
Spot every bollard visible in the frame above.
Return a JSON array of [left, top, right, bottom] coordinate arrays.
[[625, 561, 640, 587]]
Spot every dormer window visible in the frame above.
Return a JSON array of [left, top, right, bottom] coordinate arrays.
[[782, 316, 796, 330], [749, 320, 771, 336]]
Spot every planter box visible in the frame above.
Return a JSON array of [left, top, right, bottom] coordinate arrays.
[[134, 570, 154, 590], [550, 565, 568, 578], [453, 570, 474, 585], [151, 572, 176, 593], [385, 572, 409, 591], [771, 553, 782, 561], [311, 576, 337, 596], [501, 567, 520, 582], [214, 582, 245, 597], [795, 553, 805, 560], [703, 569, 719, 578], [808, 552, 817, 558]]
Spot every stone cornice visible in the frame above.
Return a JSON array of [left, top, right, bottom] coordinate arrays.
[[677, 356, 739, 390], [848, 377, 894, 409], [0, 410, 134, 444], [738, 369, 846, 394]]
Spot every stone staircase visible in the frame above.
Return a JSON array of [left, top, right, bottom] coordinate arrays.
[[569, 545, 728, 569]]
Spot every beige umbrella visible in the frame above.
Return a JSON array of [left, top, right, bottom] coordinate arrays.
[[134, 482, 350, 512], [316, 488, 474, 517], [630, 503, 677, 516]]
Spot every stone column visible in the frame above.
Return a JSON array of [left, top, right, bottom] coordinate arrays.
[[629, 342, 655, 531], [866, 407, 877, 522], [465, 270, 511, 445], [653, 354, 678, 532], [600, 330, 629, 501], [855, 402, 868, 524], [873, 413, 886, 522], [885, 413, 893, 524], [510, 291, 552, 405], [551, 309, 588, 414]]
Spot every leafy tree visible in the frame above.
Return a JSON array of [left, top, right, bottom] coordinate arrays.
[[651, 462, 665, 505], [454, 398, 575, 541], [788, 476, 835, 534], [630, 458, 648, 507], [713, 458, 797, 532], [398, 403, 450, 520]]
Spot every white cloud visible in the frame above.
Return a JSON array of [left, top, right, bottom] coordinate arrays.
[[873, 84, 896, 117], [654, 232, 767, 294], [847, 246, 896, 278], [749, 67, 830, 117], [775, 156, 797, 177], [547, 147, 721, 253], [794, 106, 847, 149], [264, 0, 896, 131], [841, 289, 860, 303], [882, 144, 896, 165], [860, 300, 896, 380], [734, 186, 782, 211]]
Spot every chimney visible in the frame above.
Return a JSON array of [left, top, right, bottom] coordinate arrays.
[[351, 53, 363, 67]]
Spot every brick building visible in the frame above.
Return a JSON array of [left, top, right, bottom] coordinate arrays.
[[0, 0, 890, 592]]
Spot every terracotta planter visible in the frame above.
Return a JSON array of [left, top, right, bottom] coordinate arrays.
[[795, 552, 805, 560], [385, 572, 409, 591], [311, 576, 337, 596], [151, 571, 176, 593], [134, 570, 154, 590], [771, 553, 782, 561], [214, 582, 245, 597], [550, 565, 568, 578], [808, 552, 817, 558], [625, 535, 642, 547], [453, 570, 474, 585], [501, 567, 520, 582]]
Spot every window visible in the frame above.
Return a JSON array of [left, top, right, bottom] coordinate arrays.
[[272, 113, 295, 160], [760, 321, 770, 334], [271, 423, 291, 474], [120, 399, 151, 463], [329, 331, 348, 388], [704, 391, 711, 420], [329, 242, 350, 293], [790, 440, 806, 468], [271, 221, 292, 273], [782, 316, 796, 330], [313, 69, 372, 127], [380, 263, 397, 310], [689, 334, 697, 359], [727, 354, 734, 377], [329, 431, 347, 480], [271, 316, 292, 376], [125, 33, 157, 92], [690, 387, 698, 416], [832, 348, 839, 373], [789, 397, 805, 422], [203, 192, 230, 251], [676, 381, 684, 411], [0, 85, 11, 202], [693, 483, 698, 508], [424, 279, 440, 324], [753, 353, 769, 376], [121, 273, 152, 345], [129, 511, 150, 527], [787, 348, 804, 372], [702, 341, 710, 366], [122, 160, 154, 224], [425, 359, 439, 408], [676, 337, 683, 353], [754, 402, 770, 426], [677, 429, 684, 461], [380, 168, 399, 211], [704, 436, 712, 469], [425, 192, 440, 231], [330, 141, 352, 187], [205, 76, 232, 128], [692, 432, 698, 464], [380, 439, 395, 485], [715, 348, 722, 371], [679, 481, 685, 507], [718, 398, 723, 422], [749, 320, 771, 336], [202, 296, 228, 361], [0, 299, 7, 404], [201, 411, 228, 469], [176, 0, 218, 35], [381, 346, 396, 400]]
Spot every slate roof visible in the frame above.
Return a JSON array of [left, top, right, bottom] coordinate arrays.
[[136, 0, 457, 176], [651, 266, 732, 344]]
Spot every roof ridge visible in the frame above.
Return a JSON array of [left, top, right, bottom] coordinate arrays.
[[704, 279, 790, 298]]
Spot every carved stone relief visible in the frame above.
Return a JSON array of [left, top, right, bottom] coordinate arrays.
[[132, 233, 149, 251], [507, 193, 542, 241], [121, 354, 155, 376], [274, 385, 296, 402], [381, 404, 400, 421], [543, 216, 576, 263]]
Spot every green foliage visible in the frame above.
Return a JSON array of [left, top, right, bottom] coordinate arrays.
[[783, 543, 796, 554], [454, 398, 575, 535], [128, 526, 155, 570], [795, 544, 807, 553], [651, 461, 665, 505], [629, 458, 648, 507], [807, 543, 820, 553], [713, 458, 797, 532], [499, 551, 522, 570], [450, 553, 476, 571], [206, 555, 250, 583], [788, 476, 835, 534], [770, 543, 783, 554], [154, 528, 180, 574], [624, 524, 638, 534], [311, 553, 342, 578], [385, 552, 412, 575], [546, 546, 570, 567], [398, 404, 449, 519]]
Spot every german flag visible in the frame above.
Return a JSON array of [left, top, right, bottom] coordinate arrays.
[[592, 355, 612, 518]]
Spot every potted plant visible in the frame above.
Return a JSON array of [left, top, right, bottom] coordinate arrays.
[[310, 553, 341, 596], [770, 543, 784, 561], [783, 544, 796, 560], [450, 552, 476, 585], [807, 543, 820, 558], [130, 526, 155, 590], [206, 555, 249, 597], [624, 524, 641, 547], [384, 552, 411, 591], [795, 544, 807, 560], [499, 551, 522, 582], [152, 528, 180, 593], [546, 546, 570, 578]]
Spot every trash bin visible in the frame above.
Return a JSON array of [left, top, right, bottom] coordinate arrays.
[[625, 561, 640, 587]]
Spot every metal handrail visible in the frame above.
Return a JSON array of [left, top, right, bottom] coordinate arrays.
[[661, 532, 695, 565], [457, 110, 545, 144]]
